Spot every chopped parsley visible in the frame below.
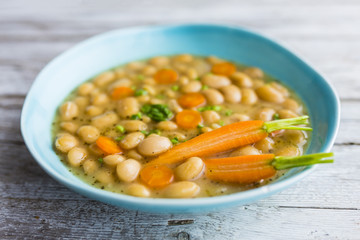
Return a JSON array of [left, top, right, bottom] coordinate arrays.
[[197, 123, 204, 129], [201, 85, 209, 90], [141, 129, 161, 136], [134, 89, 148, 96], [198, 105, 222, 112], [170, 137, 179, 144], [141, 104, 173, 122], [273, 113, 280, 120], [225, 110, 233, 116], [137, 74, 145, 80], [98, 158, 104, 163], [130, 112, 142, 120], [218, 120, 225, 126], [115, 125, 125, 133], [171, 85, 180, 91], [115, 136, 125, 141]]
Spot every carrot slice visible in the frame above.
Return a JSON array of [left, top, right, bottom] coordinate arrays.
[[211, 62, 236, 76], [140, 165, 174, 188], [154, 69, 178, 84], [111, 86, 134, 100], [149, 116, 312, 166], [178, 93, 206, 108], [96, 136, 123, 155], [176, 110, 203, 129]]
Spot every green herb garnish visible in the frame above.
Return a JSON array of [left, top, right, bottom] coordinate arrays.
[[218, 120, 225, 126], [195, 77, 201, 81], [134, 89, 148, 96], [130, 112, 142, 120], [130, 86, 136, 90], [141, 104, 173, 122], [171, 85, 180, 91], [141, 129, 161, 136], [170, 137, 179, 144], [225, 110, 233, 116], [273, 113, 280, 120], [98, 158, 104, 163], [201, 85, 209, 90], [137, 74, 145, 80], [115, 125, 125, 133], [197, 123, 204, 129], [198, 105, 222, 112], [115, 136, 125, 141], [156, 94, 165, 99]]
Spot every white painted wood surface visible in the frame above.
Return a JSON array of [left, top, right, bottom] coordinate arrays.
[[1, 0, 359, 239]]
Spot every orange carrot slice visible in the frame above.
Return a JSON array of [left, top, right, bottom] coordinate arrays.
[[140, 165, 174, 188], [178, 93, 206, 108], [176, 110, 203, 129], [211, 62, 236, 76], [148, 116, 312, 166], [111, 86, 134, 100], [154, 69, 178, 84], [96, 136, 123, 155]]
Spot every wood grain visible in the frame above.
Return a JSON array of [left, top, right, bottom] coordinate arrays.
[[1, 0, 360, 239]]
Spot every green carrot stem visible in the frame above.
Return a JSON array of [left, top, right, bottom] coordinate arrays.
[[262, 116, 313, 133], [272, 152, 334, 170]]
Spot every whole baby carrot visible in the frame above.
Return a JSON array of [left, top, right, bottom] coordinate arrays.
[[204, 152, 334, 184], [148, 116, 312, 166]]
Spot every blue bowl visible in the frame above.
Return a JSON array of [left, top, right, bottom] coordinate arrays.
[[21, 24, 340, 213]]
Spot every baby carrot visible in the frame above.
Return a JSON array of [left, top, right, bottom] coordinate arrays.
[[211, 62, 236, 76], [96, 136, 123, 155], [205, 152, 334, 184], [154, 69, 178, 84], [140, 165, 174, 188], [111, 86, 134, 100], [148, 116, 312, 166]]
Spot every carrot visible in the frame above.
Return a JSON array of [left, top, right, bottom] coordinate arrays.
[[211, 62, 236, 76], [178, 93, 206, 108], [205, 152, 334, 184], [176, 110, 203, 129], [140, 165, 174, 188], [96, 136, 123, 155], [148, 116, 312, 166], [154, 69, 178, 84], [111, 86, 134, 100]]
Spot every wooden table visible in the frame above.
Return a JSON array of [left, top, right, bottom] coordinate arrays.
[[1, 0, 359, 239]]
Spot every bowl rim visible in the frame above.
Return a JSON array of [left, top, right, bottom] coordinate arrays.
[[21, 23, 340, 209]]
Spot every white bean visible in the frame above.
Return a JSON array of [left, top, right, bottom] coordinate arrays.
[[157, 121, 178, 131], [59, 101, 79, 120], [278, 109, 298, 119], [255, 137, 274, 153], [137, 135, 172, 156], [181, 81, 202, 93], [256, 85, 285, 103], [220, 85, 241, 103], [230, 72, 253, 88], [117, 97, 139, 118], [83, 159, 100, 174], [120, 132, 145, 149], [202, 110, 220, 124], [164, 181, 200, 198], [202, 74, 231, 88], [55, 134, 78, 153], [60, 122, 79, 134], [95, 168, 115, 184], [203, 89, 224, 105], [116, 159, 141, 182], [78, 83, 95, 96], [77, 125, 100, 143], [92, 93, 110, 106], [91, 111, 119, 129], [241, 88, 258, 105], [175, 157, 204, 180], [230, 145, 260, 157], [257, 108, 276, 121], [121, 120, 147, 132], [127, 183, 151, 197], [103, 154, 125, 167], [93, 71, 115, 87], [67, 147, 87, 167]]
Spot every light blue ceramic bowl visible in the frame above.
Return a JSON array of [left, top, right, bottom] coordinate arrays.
[[21, 24, 340, 213]]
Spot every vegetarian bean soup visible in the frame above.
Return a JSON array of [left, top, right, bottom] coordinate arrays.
[[52, 54, 309, 198]]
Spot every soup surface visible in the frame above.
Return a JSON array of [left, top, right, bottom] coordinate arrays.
[[52, 54, 309, 198]]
